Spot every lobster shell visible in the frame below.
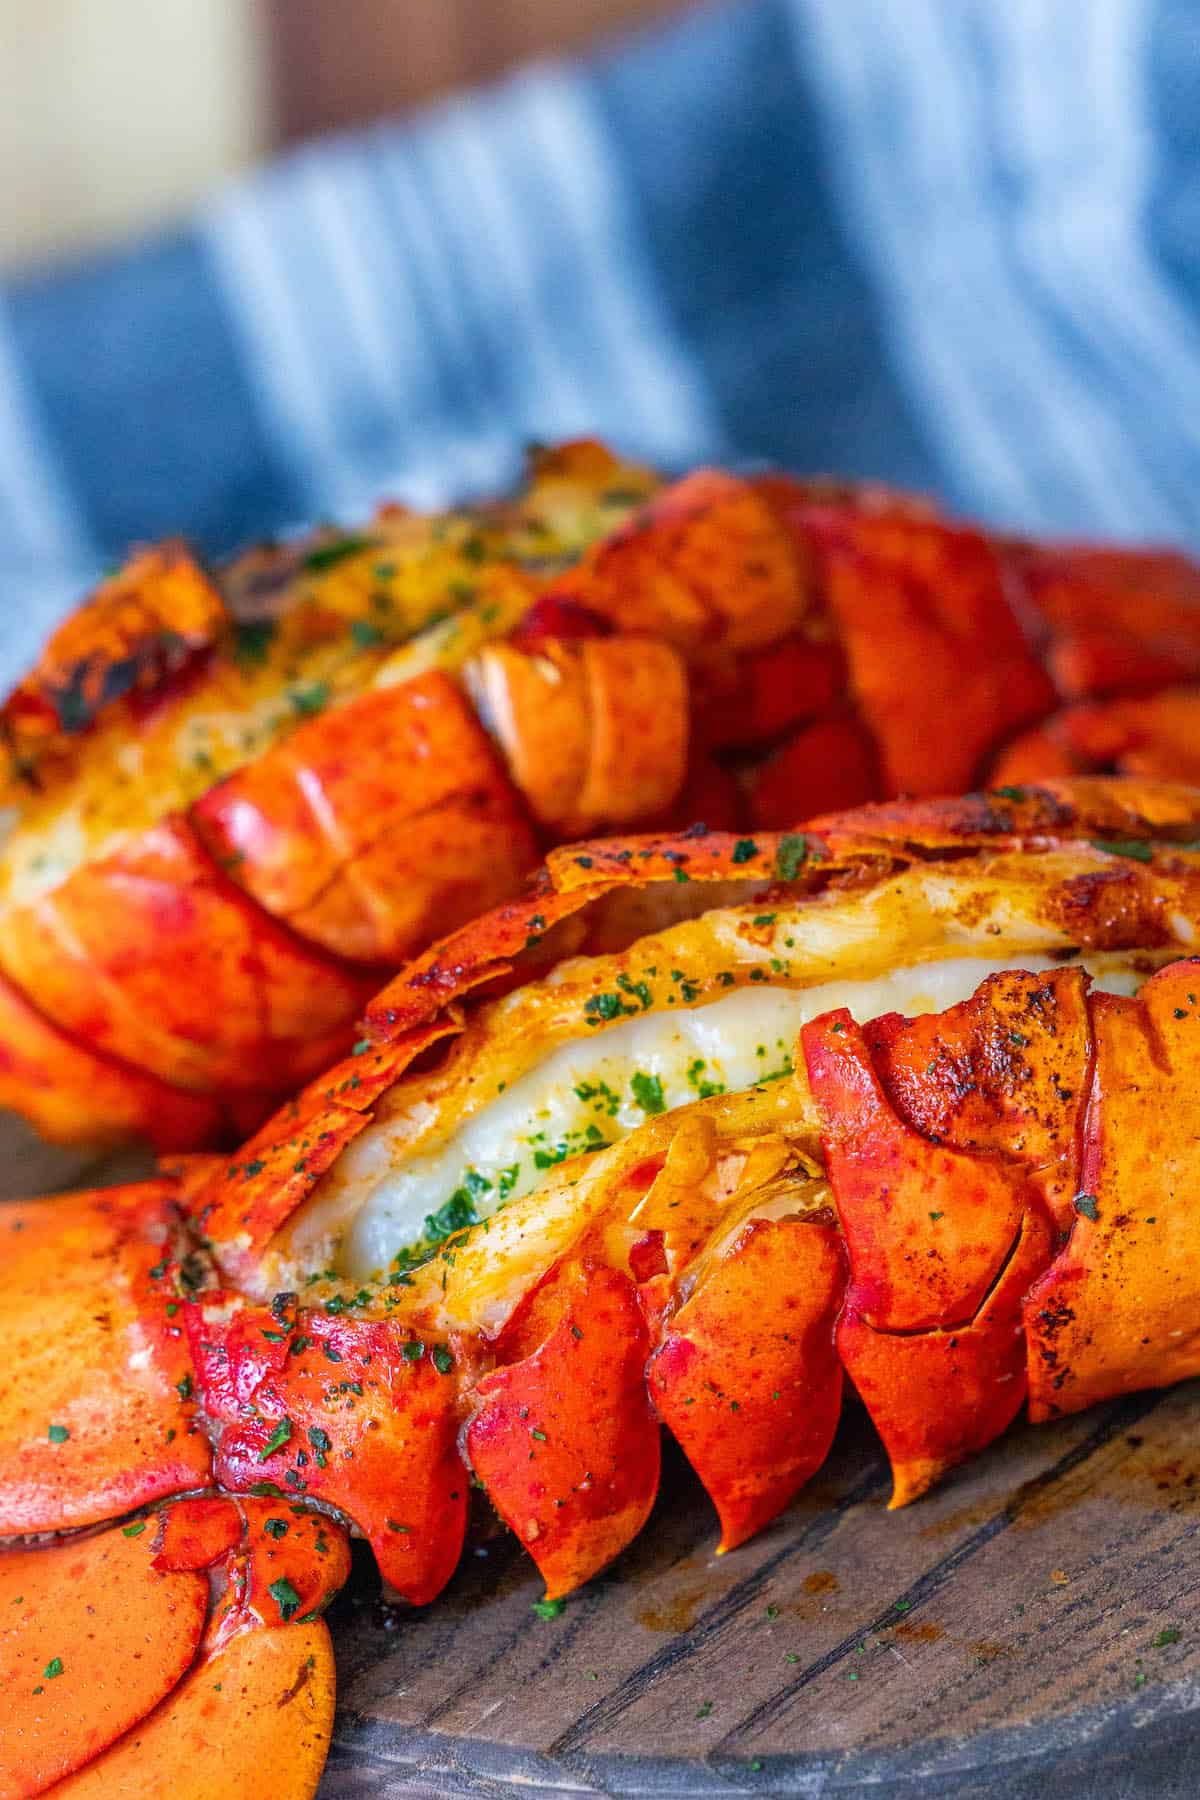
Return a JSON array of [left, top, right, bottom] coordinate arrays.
[[8, 780, 1200, 1794]]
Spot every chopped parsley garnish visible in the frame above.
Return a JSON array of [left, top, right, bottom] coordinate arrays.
[[303, 534, 373, 573], [630, 1071, 666, 1115], [687, 1058, 725, 1099], [263, 1518, 289, 1539], [584, 992, 629, 1023], [575, 1079, 621, 1115], [122, 1521, 147, 1537], [732, 838, 760, 864], [47, 1425, 69, 1444], [1090, 838, 1154, 863], [616, 972, 653, 1009], [424, 1188, 480, 1242], [269, 1577, 302, 1622], [43, 1658, 63, 1680], [431, 1345, 454, 1376], [233, 618, 277, 666], [258, 1418, 293, 1461], [289, 682, 331, 718], [1073, 1193, 1100, 1222], [532, 1597, 565, 1620], [775, 833, 808, 880]]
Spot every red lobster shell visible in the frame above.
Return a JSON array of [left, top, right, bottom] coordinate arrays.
[[6, 779, 1200, 1792]]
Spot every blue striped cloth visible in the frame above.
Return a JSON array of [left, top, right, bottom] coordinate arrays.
[[3, 0, 1199, 689]]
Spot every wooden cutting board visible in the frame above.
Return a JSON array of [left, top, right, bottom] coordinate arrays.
[[9, 1120, 1200, 1799]]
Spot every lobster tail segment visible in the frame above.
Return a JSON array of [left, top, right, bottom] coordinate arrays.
[[465, 1260, 660, 1599], [650, 1213, 845, 1551], [0, 1492, 348, 1800]]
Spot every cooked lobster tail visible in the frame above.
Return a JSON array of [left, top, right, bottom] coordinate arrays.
[[8, 782, 1200, 1792]]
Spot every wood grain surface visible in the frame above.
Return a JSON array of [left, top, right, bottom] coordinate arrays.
[[8, 1120, 1200, 1798]]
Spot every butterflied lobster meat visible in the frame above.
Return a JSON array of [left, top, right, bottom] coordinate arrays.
[[4, 441, 1200, 1154], [9, 779, 1200, 1794]]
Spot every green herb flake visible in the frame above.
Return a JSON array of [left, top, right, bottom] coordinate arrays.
[[303, 534, 373, 574], [775, 833, 808, 880], [269, 1576, 302, 1622], [1153, 1627, 1182, 1648], [696, 1700, 714, 1719], [630, 1071, 666, 1115], [584, 992, 627, 1023], [43, 1658, 63, 1680], [258, 1418, 293, 1461], [732, 838, 760, 864], [1090, 838, 1154, 863], [263, 1518, 289, 1540], [532, 1597, 565, 1620], [233, 618, 278, 666], [47, 1425, 69, 1444], [431, 1345, 453, 1376], [1074, 1193, 1100, 1222], [288, 681, 331, 718], [686, 1058, 725, 1099], [122, 1521, 148, 1537], [424, 1189, 479, 1242]]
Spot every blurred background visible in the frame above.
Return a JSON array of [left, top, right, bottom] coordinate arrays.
[[2, 1, 687, 269], [4, 0, 1200, 680]]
